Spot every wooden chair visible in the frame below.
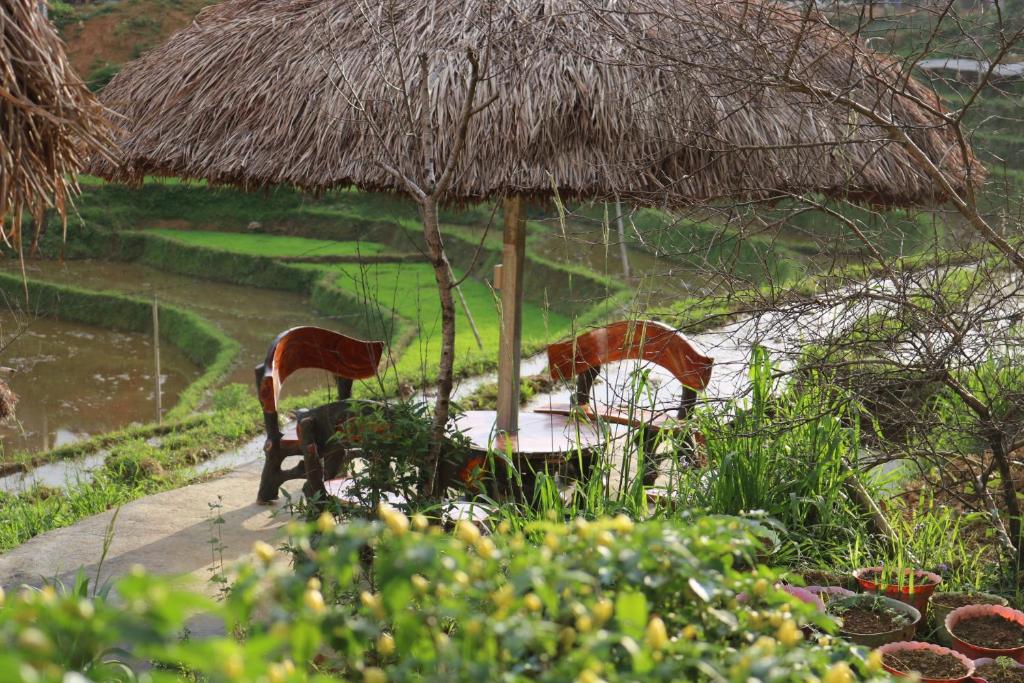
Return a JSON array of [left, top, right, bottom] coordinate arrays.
[[535, 319, 713, 483], [254, 326, 384, 503]]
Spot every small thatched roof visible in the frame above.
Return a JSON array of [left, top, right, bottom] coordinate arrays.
[[1, 0, 113, 241], [91, 0, 979, 207]]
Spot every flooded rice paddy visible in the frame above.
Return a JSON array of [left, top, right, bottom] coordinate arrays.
[[0, 259, 363, 456]]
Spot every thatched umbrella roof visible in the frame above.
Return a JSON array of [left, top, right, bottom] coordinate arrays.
[[88, 0, 983, 444], [90, 0, 978, 206], [1, 0, 113, 240]]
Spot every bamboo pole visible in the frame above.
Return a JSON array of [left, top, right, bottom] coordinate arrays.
[[615, 196, 630, 280], [496, 196, 526, 435], [152, 294, 162, 423]]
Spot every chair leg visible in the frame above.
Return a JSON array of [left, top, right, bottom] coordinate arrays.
[[300, 416, 328, 502], [641, 428, 661, 487], [258, 440, 286, 503]]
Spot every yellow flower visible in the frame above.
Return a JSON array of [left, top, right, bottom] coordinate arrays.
[[492, 585, 514, 610], [524, 593, 543, 613], [304, 589, 326, 614], [453, 571, 470, 586], [866, 649, 883, 671], [475, 537, 497, 560], [252, 540, 275, 564], [411, 574, 429, 594], [364, 667, 387, 683], [497, 520, 512, 534], [224, 653, 244, 679], [596, 530, 615, 547], [593, 598, 614, 625], [455, 520, 480, 544], [681, 624, 698, 640], [645, 616, 669, 650], [17, 628, 52, 655], [378, 504, 409, 536], [316, 511, 335, 533], [559, 627, 577, 649], [307, 577, 321, 591], [611, 514, 634, 533], [377, 633, 396, 657], [777, 619, 802, 647], [577, 670, 601, 683], [754, 635, 776, 653], [751, 578, 770, 597], [822, 662, 855, 683], [576, 615, 593, 633], [267, 662, 287, 683], [544, 533, 560, 551], [412, 513, 429, 531], [361, 591, 384, 617]]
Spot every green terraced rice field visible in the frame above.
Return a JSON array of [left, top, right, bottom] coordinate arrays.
[[146, 228, 387, 258], [319, 262, 570, 379]]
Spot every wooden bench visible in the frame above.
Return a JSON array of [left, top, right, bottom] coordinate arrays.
[[254, 326, 384, 503], [535, 319, 713, 483]]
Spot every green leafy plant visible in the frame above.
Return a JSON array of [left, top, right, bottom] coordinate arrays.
[[0, 513, 894, 682]]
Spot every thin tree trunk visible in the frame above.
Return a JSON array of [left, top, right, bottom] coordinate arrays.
[[989, 432, 1024, 573], [419, 196, 456, 495]]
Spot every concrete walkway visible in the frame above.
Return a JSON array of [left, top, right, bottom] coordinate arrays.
[[0, 456, 299, 609]]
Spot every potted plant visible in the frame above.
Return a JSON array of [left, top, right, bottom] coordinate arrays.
[[931, 592, 1009, 646], [972, 656, 1024, 683], [946, 605, 1024, 663], [854, 566, 942, 615], [828, 594, 921, 647], [876, 641, 974, 682]]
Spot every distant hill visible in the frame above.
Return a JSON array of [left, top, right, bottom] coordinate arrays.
[[52, 0, 213, 89]]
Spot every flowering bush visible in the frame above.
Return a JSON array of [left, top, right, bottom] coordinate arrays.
[[0, 513, 894, 681]]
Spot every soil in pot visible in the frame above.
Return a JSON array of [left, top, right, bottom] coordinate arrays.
[[975, 658, 1024, 683], [802, 569, 856, 590], [833, 602, 912, 634], [934, 593, 1007, 610], [952, 616, 1024, 650], [882, 649, 969, 680]]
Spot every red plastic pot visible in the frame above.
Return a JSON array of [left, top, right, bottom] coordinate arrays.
[[946, 605, 1024, 663], [877, 641, 975, 682], [971, 656, 1024, 683], [854, 566, 942, 616]]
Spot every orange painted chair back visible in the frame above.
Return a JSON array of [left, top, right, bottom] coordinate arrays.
[[546, 320, 713, 420], [255, 326, 385, 442]]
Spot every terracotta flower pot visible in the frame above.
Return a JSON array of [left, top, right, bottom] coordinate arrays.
[[931, 593, 1010, 646], [877, 641, 974, 682], [829, 594, 921, 648], [971, 656, 1024, 683], [805, 585, 855, 605], [854, 566, 942, 616], [946, 605, 1024, 663]]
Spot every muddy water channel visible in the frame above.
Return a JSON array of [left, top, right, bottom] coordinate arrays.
[[0, 259, 362, 456], [0, 314, 196, 455]]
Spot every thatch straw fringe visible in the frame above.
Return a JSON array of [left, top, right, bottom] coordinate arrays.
[[91, 0, 978, 207], [1, 0, 114, 244]]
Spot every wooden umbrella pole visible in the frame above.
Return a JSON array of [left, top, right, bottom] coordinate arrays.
[[496, 195, 526, 435]]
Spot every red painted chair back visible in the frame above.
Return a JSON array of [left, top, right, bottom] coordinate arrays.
[[547, 320, 713, 392], [256, 326, 384, 414]]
